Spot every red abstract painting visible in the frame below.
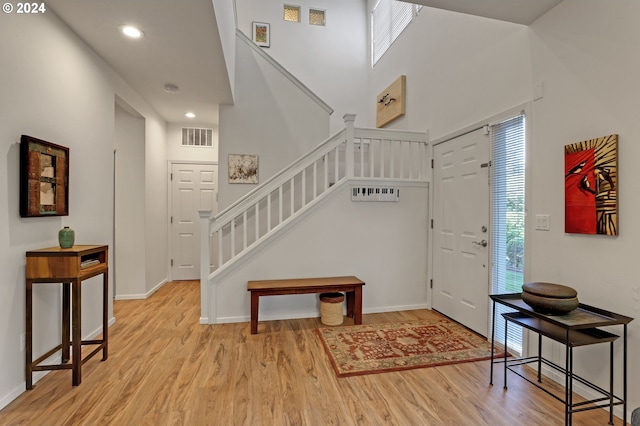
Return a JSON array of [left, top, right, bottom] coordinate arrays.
[[564, 135, 618, 235]]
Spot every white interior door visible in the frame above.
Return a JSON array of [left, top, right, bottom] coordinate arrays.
[[171, 163, 218, 281], [432, 128, 490, 336]]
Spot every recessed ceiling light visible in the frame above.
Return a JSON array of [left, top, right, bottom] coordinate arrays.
[[185, 112, 196, 119], [120, 25, 144, 39]]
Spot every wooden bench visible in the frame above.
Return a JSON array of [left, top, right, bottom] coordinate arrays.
[[247, 276, 365, 334]]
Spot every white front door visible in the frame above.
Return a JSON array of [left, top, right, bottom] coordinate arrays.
[[432, 128, 490, 336], [171, 163, 218, 281]]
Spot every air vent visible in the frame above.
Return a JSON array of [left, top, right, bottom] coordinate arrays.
[[351, 187, 399, 202], [182, 127, 213, 147]]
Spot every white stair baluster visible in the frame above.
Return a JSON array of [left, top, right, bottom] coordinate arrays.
[[255, 203, 259, 242], [380, 139, 385, 178], [302, 170, 306, 207], [369, 140, 375, 178], [242, 211, 247, 252], [230, 219, 236, 257], [359, 139, 364, 178], [217, 229, 223, 268], [290, 176, 295, 215], [400, 141, 405, 179], [411, 143, 420, 179], [323, 153, 329, 191], [390, 140, 395, 179], [267, 193, 272, 232], [279, 186, 283, 224], [334, 145, 340, 182], [313, 161, 317, 199]]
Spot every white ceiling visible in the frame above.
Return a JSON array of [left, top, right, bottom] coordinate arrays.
[[47, 0, 562, 125], [48, 0, 232, 125], [409, 0, 563, 25]]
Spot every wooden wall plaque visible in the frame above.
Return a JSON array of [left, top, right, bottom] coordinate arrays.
[[376, 75, 406, 128]]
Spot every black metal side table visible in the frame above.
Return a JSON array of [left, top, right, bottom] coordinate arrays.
[[489, 293, 632, 426]]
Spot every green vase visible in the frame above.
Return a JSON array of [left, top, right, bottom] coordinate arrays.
[[58, 226, 75, 248]]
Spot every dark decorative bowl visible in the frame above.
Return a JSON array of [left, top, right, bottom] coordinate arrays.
[[523, 282, 577, 299], [521, 290, 579, 315]]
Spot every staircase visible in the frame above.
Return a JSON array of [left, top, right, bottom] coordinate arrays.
[[198, 114, 428, 323]]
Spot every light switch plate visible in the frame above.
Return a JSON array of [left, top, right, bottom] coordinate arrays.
[[535, 214, 550, 231]]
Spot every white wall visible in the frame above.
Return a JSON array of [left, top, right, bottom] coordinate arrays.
[[109, 64, 169, 301], [528, 0, 640, 413], [212, 183, 429, 322], [5, 0, 638, 417], [0, 10, 170, 408], [166, 122, 219, 163], [235, 0, 370, 132], [367, 3, 532, 138], [144, 118, 169, 295], [212, 0, 237, 101], [0, 12, 115, 407], [364, 0, 640, 415], [218, 33, 331, 211], [114, 103, 146, 298]]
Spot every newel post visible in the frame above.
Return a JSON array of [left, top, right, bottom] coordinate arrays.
[[344, 113, 356, 178], [198, 209, 213, 324]]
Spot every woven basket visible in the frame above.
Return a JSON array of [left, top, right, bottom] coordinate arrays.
[[320, 292, 345, 326]]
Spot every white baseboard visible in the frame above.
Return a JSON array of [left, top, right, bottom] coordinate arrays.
[[0, 317, 116, 411], [365, 303, 430, 314], [114, 279, 168, 300], [114, 294, 146, 300], [213, 303, 431, 325], [0, 383, 29, 411], [145, 279, 167, 298]]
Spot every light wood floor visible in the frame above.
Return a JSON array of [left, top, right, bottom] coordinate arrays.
[[0, 280, 626, 425]]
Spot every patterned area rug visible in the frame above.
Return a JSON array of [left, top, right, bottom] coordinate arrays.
[[317, 316, 502, 377]]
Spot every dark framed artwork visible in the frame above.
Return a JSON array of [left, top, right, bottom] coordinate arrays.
[[252, 22, 270, 47], [564, 134, 617, 235], [20, 135, 69, 217]]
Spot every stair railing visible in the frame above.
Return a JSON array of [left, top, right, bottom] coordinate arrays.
[[198, 114, 427, 321]]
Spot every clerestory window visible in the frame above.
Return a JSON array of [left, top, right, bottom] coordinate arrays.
[[371, 0, 422, 66]]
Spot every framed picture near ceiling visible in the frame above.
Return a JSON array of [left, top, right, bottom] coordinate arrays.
[[564, 134, 617, 235], [228, 154, 258, 184], [20, 135, 70, 217], [252, 22, 270, 48]]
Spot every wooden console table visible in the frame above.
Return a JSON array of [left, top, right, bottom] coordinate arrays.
[[247, 276, 365, 334], [490, 293, 633, 425], [26, 245, 109, 389]]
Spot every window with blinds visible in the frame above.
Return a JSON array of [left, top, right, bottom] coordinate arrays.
[[490, 114, 526, 355], [371, 1, 422, 66]]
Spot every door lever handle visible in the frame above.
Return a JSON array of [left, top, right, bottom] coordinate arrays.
[[472, 240, 488, 247]]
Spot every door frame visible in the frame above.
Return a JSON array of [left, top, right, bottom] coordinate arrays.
[[167, 160, 218, 282], [430, 126, 490, 335], [428, 102, 533, 337]]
